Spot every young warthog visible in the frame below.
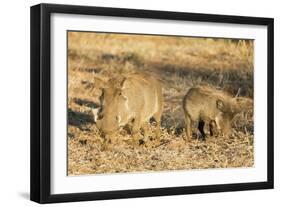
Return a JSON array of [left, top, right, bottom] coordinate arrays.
[[95, 73, 163, 149], [183, 87, 253, 140]]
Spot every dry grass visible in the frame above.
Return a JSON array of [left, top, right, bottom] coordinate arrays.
[[67, 32, 254, 175]]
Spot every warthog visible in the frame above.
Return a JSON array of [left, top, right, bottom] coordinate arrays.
[[95, 73, 163, 149], [183, 87, 253, 140]]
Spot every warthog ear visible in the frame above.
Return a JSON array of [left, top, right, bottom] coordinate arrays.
[[117, 77, 130, 100], [120, 77, 128, 89], [216, 99, 226, 112]]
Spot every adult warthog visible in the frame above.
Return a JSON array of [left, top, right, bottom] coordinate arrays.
[[95, 73, 163, 149], [183, 87, 253, 140]]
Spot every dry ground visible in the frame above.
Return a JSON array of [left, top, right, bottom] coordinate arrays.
[[67, 32, 254, 175]]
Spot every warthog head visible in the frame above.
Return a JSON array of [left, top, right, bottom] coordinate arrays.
[[217, 96, 253, 116], [96, 78, 131, 135], [215, 96, 253, 135]]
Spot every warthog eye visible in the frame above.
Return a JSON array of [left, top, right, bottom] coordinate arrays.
[[97, 114, 103, 120]]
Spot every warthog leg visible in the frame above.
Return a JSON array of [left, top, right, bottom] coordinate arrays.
[[184, 114, 192, 140], [141, 121, 152, 147], [153, 110, 162, 139], [101, 134, 116, 151], [198, 120, 206, 141], [131, 117, 141, 147], [209, 120, 218, 137], [141, 121, 150, 139]]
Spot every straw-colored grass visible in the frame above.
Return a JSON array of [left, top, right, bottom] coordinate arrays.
[[67, 32, 254, 175]]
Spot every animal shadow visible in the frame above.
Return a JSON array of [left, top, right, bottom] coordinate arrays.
[[68, 108, 95, 127], [73, 98, 100, 108]]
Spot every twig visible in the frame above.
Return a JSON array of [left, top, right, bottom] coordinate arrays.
[[93, 142, 101, 153], [155, 140, 170, 148]]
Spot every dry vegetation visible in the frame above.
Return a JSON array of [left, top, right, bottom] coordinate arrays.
[[67, 32, 254, 175]]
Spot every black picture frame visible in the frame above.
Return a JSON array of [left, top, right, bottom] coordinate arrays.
[[30, 3, 274, 204]]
